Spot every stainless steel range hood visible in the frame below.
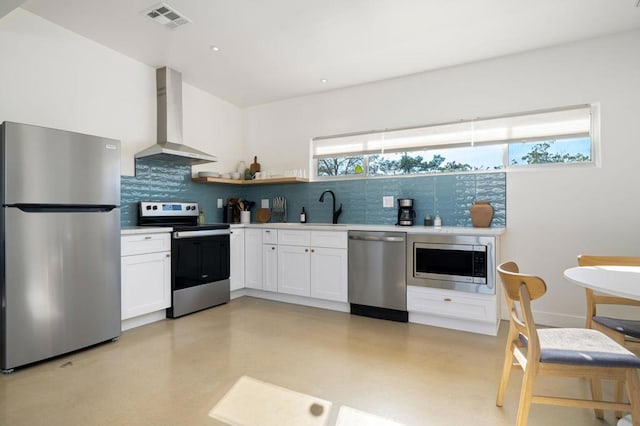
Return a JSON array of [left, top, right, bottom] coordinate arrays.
[[135, 67, 217, 165]]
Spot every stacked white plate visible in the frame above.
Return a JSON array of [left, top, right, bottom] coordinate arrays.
[[198, 171, 220, 178]]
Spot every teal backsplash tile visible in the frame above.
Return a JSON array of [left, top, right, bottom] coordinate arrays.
[[121, 160, 506, 228]]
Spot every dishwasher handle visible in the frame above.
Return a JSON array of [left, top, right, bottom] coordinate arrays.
[[348, 235, 405, 242]]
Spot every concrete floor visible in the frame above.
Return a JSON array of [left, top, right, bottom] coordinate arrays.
[[0, 297, 625, 425]]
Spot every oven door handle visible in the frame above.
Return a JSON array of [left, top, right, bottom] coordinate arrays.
[[348, 235, 405, 242], [173, 229, 230, 239]]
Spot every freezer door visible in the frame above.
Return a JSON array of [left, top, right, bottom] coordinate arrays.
[[1, 122, 120, 205], [1, 207, 121, 370]]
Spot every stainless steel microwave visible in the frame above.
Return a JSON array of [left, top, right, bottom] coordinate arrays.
[[406, 234, 496, 294]]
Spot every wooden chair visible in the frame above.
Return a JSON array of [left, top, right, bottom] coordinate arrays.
[[495, 261, 640, 426], [577, 255, 640, 346], [578, 254, 640, 418]]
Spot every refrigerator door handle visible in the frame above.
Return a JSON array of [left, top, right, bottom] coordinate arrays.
[[5, 204, 118, 213]]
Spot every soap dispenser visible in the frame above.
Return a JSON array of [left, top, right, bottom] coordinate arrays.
[[434, 214, 442, 229]]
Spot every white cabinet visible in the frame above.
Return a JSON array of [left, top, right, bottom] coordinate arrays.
[[121, 233, 171, 321], [276, 230, 348, 302], [230, 228, 245, 291], [262, 243, 279, 292], [278, 244, 311, 296], [310, 247, 348, 302], [244, 229, 263, 289], [407, 285, 498, 336]]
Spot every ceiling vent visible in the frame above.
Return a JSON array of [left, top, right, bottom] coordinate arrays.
[[143, 2, 191, 29]]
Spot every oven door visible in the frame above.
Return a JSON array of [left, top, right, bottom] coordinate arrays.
[[172, 233, 230, 290]]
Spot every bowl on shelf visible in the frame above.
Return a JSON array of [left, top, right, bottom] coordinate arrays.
[[230, 172, 241, 180], [221, 173, 231, 179]]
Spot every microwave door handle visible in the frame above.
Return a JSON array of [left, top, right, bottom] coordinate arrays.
[[416, 243, 477, 251]]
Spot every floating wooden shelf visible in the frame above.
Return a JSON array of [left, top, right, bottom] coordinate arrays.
[[192, 176, 309, 185]]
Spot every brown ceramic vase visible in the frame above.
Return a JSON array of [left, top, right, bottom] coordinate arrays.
[[470, 201, 493, 227]]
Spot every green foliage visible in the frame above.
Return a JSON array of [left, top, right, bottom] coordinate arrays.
[[516, 142, 590, 165], [317, 157, 364, 176], [318, 153, 472, 176], [317, 139, 589, 176]]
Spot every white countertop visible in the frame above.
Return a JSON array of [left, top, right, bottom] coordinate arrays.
[[233, 223, 505, 235], [121, 226, 173, 235], [122, 223, 504, 236]]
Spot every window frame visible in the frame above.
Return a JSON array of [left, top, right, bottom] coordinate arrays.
[[311, 104, 599, 180]]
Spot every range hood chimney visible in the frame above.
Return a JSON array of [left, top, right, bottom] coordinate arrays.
[[135, 67, 217, 165]]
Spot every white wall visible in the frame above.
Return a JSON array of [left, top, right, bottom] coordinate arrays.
[[0, 8, 243, 176], [245, 30, 640, 327]]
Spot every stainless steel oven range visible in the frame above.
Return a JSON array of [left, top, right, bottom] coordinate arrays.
[[138, 201, 230, 318], [406, 233, 495, 294]]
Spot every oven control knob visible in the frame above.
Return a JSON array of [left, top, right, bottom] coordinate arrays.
[[152, 205, 158, 210], [145, 205, 151, 210]]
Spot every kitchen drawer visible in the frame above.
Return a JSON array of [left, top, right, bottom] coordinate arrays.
[[277, 229, 311, 247], [262, 229, 278, 244], [310, 231, 347, 249], [121, 233, 171, 256], [407, 285, 496, 323]]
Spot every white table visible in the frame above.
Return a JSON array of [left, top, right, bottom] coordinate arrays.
[[563, 265, 640, 301], [564, 265, 640, 426]]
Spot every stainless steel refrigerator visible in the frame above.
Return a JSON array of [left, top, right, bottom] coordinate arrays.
[[0, 122, 121, 372]]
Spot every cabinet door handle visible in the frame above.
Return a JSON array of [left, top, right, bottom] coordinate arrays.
[[305, 248, 309, 252], [166, 254, 170, 258], [272, 247, 276, 250], [144, 236, 152, 240], [444, 298, 452, 302], [311, 249, 315, 253], [265, 230, 271, 233]]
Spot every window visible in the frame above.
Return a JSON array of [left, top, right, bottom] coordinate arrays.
[[312, 104, 596, 178]]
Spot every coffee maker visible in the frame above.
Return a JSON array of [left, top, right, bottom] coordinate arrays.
[[397, 198, 416, 226]]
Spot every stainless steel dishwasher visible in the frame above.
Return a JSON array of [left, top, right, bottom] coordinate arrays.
[[348, 230, 408, 322]]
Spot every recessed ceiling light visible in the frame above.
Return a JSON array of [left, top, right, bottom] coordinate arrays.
[[210, 45, 220, 52], [320, 79, 328, 83]]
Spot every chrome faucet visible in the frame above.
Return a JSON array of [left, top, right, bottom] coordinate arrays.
[[318, 190, 343, 224]]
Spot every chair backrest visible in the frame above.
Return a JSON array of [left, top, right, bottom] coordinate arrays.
[[497, 262, 548, 356]]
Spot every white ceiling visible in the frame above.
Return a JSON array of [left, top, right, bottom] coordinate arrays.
[[18, 0, 640, 107]]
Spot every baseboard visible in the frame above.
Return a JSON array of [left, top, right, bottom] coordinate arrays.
[[241, 289, 350, 313], [121, 310, 166, 331]]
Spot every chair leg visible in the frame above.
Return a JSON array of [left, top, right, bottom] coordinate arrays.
[[497, 346, 515, 407], [615, 380, 625, 419], [590, 378, 604, 419], [625, 369, 640, 425], [516, 366, 535, 426]]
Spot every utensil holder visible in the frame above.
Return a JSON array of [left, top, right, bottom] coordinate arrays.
[[271, 196, 287, 223], [240, 211, 250, 224]]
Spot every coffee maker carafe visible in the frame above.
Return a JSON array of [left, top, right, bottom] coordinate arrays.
[[397, 198, 416, 226]]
